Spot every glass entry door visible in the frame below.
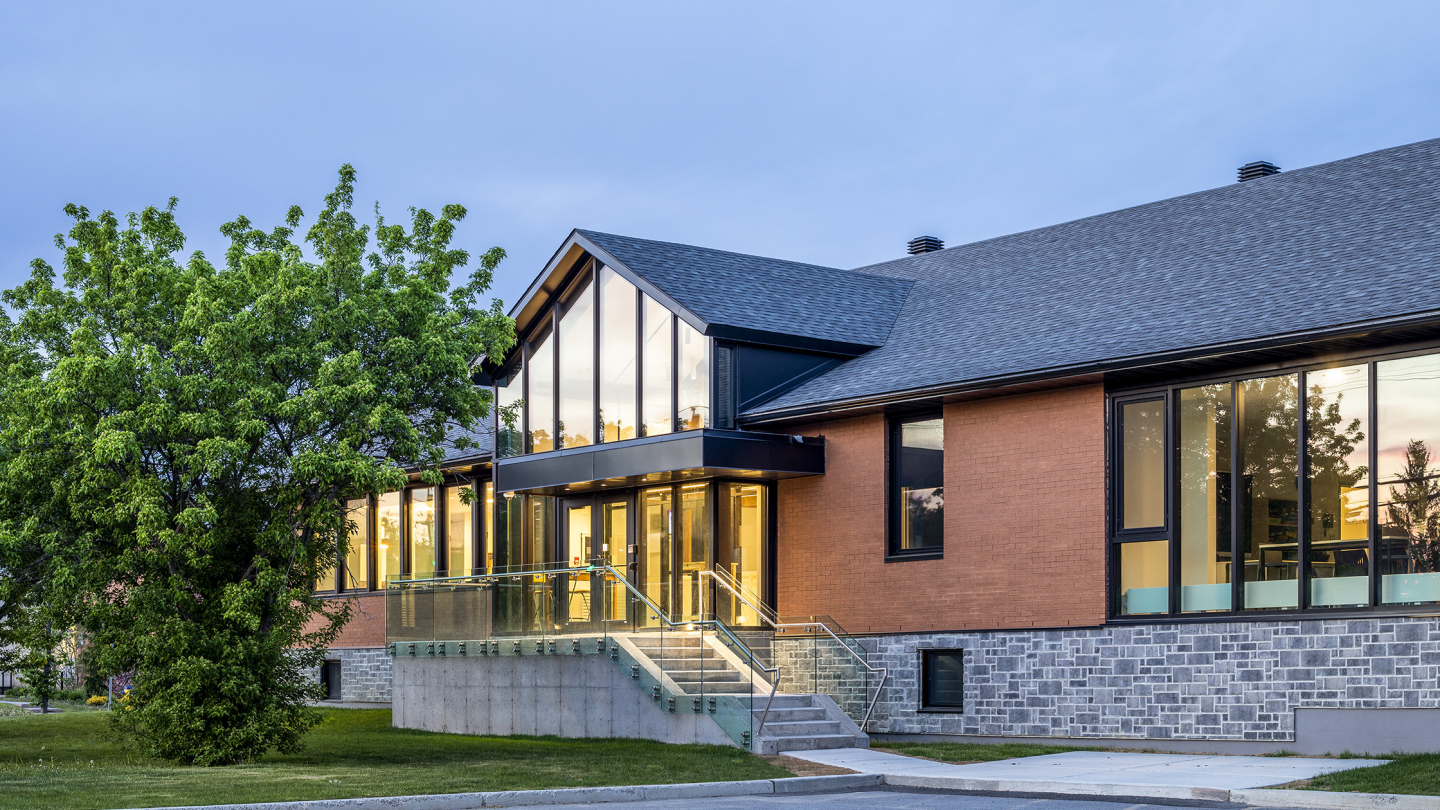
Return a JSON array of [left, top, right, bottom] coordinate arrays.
[[559, 495, 633, 630]]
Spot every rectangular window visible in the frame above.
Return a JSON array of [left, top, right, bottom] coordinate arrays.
[[1306, 365, 1370, 608], [557, 279, 595, 448], [1120, 400, 1165, 530], [643, 486, 673, 625], [642, 296, 673, 437], [889, 415, 944, 556], [446, 485, 473, 576], [495, 358, 523, 458], [410, 488, 438, 578], [1110, 348, 1440, 617], [599, 266, 639, 443], [314, 554, 337, 594], [1119, 540, 1169, 615], [343, 497, 370, 591], [676, 483, 711, 621], [1238, 374, 1299, 610], [1178, 385, 1231, 612], [377, 491, 402, 585], [527, 327, 555, 453], [483, 481, 495, 574], [920, 649, 964, 710], [1378, 353, 1440, 605], [677, 320, 709, 431]]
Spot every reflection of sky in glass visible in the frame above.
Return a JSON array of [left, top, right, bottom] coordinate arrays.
[[902, 419, 943, 450], [1377, 354, 1440, 485]]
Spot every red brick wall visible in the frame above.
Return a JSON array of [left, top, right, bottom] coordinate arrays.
[[303, 592, 387, 649], [776, 384, 1108, 633]]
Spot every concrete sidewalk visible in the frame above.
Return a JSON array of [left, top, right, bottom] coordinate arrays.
[[785, 748, 1386, 791]]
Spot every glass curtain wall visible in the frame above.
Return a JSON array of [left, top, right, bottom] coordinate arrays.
[[1378, 353, 1440, 605], [676, 483, 711, 620], [377, 491, 402, 585], [718, 483, 767, 625], [1306, 365, 1370, 607], [409, 487, 438, 579], [677, 320, 709, 431], [599, 267, 638, 443], [445, 485, 472, 576], [642, 487, 673, 625], [643, 296, 674, 437], [343, 498, 370, 591], [558, 280, 595, 448], [527, 327, 554, 454], [495, 359, 523, 458]]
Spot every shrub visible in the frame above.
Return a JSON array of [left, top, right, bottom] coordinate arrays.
[[87, 695, 109, 706]]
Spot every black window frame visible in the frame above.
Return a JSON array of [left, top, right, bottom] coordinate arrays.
[[1106, 339, 1440, 623], [919, 648, 964, 712], [886, 411, 945, 561]]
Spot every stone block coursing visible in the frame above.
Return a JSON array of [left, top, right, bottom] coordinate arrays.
[[308, 647, 392, 703], [863, 617, 1440, 741]]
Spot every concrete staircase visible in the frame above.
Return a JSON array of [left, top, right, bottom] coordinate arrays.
[[620, 631, 868, 754]]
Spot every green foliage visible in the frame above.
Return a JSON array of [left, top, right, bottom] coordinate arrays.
[[0, 167, 514, 764]]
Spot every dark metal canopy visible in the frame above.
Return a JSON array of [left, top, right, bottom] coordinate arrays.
[[493, 429, 824, 495]]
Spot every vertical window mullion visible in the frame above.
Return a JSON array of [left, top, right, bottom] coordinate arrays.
[[1167, 391, 1180, 615], [1368, 360, 1380, 608], [592, 262, 601, 445], [634, 287, 644, 439], [437, 482, 448, 576], [1297, 374, 1309, 610], [671, 314, 679, 434], [1230, 382, 1242, 614], [553, 305, 561, 448]]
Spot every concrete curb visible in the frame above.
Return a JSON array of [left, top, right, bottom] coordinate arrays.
[[882, 773, 1231, 802], [121, 774, 884, 810], [1234, 789, 1440, 810]]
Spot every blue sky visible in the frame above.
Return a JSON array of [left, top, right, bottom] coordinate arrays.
[[3, 1, 1439, 313]]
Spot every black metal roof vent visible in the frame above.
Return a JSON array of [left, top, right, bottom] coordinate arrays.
[[1238, 161, 1281, 182], [907, 235, 944, 255]]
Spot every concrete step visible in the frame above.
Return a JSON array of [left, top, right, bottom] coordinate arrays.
[[672, 682, 755, 695], [659, 665, 743, 677], [757, 694, 819, 710], [761, 720, 844, 736], [757, 707, 828, 722], [771, 733, 858, 752]]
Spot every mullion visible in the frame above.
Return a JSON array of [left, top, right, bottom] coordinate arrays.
[[1369, 360, 1380, 607], [1297, 374, 1309, 610]]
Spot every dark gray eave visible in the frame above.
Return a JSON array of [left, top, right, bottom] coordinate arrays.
[[742, 136, 1440, 423]]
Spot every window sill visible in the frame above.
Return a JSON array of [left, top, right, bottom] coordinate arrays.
[[886, 551, 943, 563]]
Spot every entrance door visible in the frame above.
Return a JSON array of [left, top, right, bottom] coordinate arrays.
[[559, 495, 634, 630], [558, 499, 595, 630]]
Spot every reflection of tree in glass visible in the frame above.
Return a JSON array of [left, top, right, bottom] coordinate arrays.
[[1387, 440, 1440, 573], [905, 486, 943, 546], [1241, 376, 1299, 498], [1307, 381, 1368, 495]]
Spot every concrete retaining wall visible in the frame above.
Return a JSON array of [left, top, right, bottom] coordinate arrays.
[[391, 653, 737, 746]]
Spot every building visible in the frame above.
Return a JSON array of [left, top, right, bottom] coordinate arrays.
[[314, 137, 1440, 755]]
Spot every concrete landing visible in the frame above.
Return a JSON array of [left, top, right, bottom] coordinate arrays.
[[784, 748, 1387, 791]]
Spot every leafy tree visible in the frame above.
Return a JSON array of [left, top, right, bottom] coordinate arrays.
[[0, 166, 513, 763]]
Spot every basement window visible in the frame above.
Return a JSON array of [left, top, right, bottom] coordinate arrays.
[[920, 649, 964, 711]]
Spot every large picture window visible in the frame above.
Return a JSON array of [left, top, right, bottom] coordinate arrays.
[[889, 414, 944, 557], [1111, 346, 1440, 617], [497, 260, 710, 455]]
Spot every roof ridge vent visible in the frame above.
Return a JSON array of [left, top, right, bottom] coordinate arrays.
[[907, 235, 944, 255], [1238, 161, 1281, 182]]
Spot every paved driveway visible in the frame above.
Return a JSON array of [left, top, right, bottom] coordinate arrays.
[[788, 749, 1385, 791], [514, 791, 1285, 809]]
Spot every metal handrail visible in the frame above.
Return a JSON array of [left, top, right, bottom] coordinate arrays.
[[700, 570, 889, 731]]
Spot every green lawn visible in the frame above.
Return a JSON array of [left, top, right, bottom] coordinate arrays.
[[1302, 753, 1440, 795], [0, 708, 791, 810]]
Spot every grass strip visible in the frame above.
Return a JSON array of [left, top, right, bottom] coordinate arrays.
[[1303, 753, 1440, 795], [0, 708, 790, 810]]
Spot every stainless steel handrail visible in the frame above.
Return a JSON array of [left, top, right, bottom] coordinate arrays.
[[700, 569, 889, 731]]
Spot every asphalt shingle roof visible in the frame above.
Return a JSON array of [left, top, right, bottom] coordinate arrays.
[[578, 230, 912, 350], [745, 137, 1440, 417]]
